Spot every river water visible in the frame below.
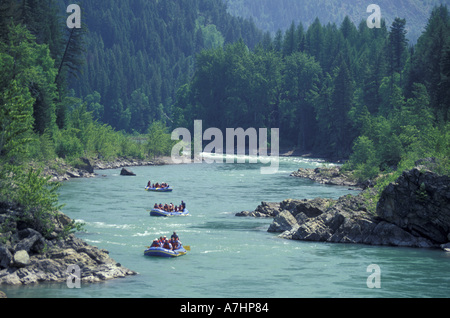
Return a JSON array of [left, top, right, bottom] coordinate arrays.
[[3, 156, 450, 298]]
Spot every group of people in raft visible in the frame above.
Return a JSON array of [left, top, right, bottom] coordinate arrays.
[[147, 181, 170, 189], [154, 201, 186, 212], [150, 232, 182, 251]]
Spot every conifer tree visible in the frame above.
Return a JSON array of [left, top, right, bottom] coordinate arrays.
[[409, 5, 449, 122], [330, 58, 354, 157], [386, 18, 408, 76]]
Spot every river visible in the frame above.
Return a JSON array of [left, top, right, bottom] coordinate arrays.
[[3, 156, 450, 298]]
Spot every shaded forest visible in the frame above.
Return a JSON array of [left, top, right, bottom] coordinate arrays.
[[69, 0, 264, 133]]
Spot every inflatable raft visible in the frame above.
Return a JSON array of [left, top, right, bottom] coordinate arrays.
[[145, 186, 173, 192], [150, 208, 189, 217], [144, 246, 187, 258]]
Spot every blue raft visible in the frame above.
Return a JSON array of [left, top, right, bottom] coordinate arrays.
[[145, 186, 173, 192], [150, 208, 189, 217], [144, 246, 187, 258]]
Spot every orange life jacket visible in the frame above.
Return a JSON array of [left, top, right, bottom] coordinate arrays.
[[163, 241, 172, 250]]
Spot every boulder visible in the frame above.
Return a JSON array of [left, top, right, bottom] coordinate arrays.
[[66, 170, 81, 178], [377, 168, 450, 244], [268, 210, 299, 233], [14, 228, 44, 253], [282, 198, 333, 218], [76, 158, 95, 174], [255, 202, 281, 217], [440, 243, 450, 252], [13, 250, 30, 268], [268, 198, 333, 232], [120, 168, 136, 176], [236, 202, 280, 218], [0, 246, 13, 269]]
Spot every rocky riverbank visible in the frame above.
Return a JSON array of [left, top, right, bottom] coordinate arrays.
[[0, 202, 137, 286], [0, 155, 175, 292], [238, 166, 450, 251], [43, 156, 171, 182], [290, 166, 367, 189]]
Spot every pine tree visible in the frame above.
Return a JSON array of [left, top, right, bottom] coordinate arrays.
[[409, 5, 450, 122], [1, 24, 58, 135], [305, 18, 324, 62], [282, 21, 297, 56], [0, 0, 18, 42], [441, 44, 450, 121], [330, 58, 354, 157], [386, 18, 408, 76], [340, 16, 357, 44]]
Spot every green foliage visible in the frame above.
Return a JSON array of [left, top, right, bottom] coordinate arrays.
[[409, 5, 450, 123], [0, 164, 63, 238], [53, 101, 149, 161], [0, 24, 58, 135], [54, 127, 84, 159], [0, 80, 35, 162], [27, 130, 57, 162], [345, 136, 380, 182], [176, 4, 449, 182], [196, 17, 225, 50], [416, 182, 428, 202], [146, 121, 173, 159], [0, 0, 176, 240], [84, 91, 104, 121]]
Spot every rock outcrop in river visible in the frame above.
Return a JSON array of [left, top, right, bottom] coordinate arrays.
[[0, 202, 137, 285], [290, 166, 366, 189], [377, 168, 450, 245], [238, 166, 450, 250]]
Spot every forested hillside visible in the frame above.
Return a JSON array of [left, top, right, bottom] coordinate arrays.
[[0, 0, 265, 162], [69, 0, 264, 133], [225, 0, 448, 43], [0, 0, 264, 215], [173, 5, 450, 179], [0, 0, 449, 227]]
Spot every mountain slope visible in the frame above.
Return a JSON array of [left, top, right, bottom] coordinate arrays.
[[225, 0, 448, 43], [69, 0, 263, 133]]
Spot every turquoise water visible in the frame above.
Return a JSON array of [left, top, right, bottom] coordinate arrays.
[[3, 157, 450, 298]]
